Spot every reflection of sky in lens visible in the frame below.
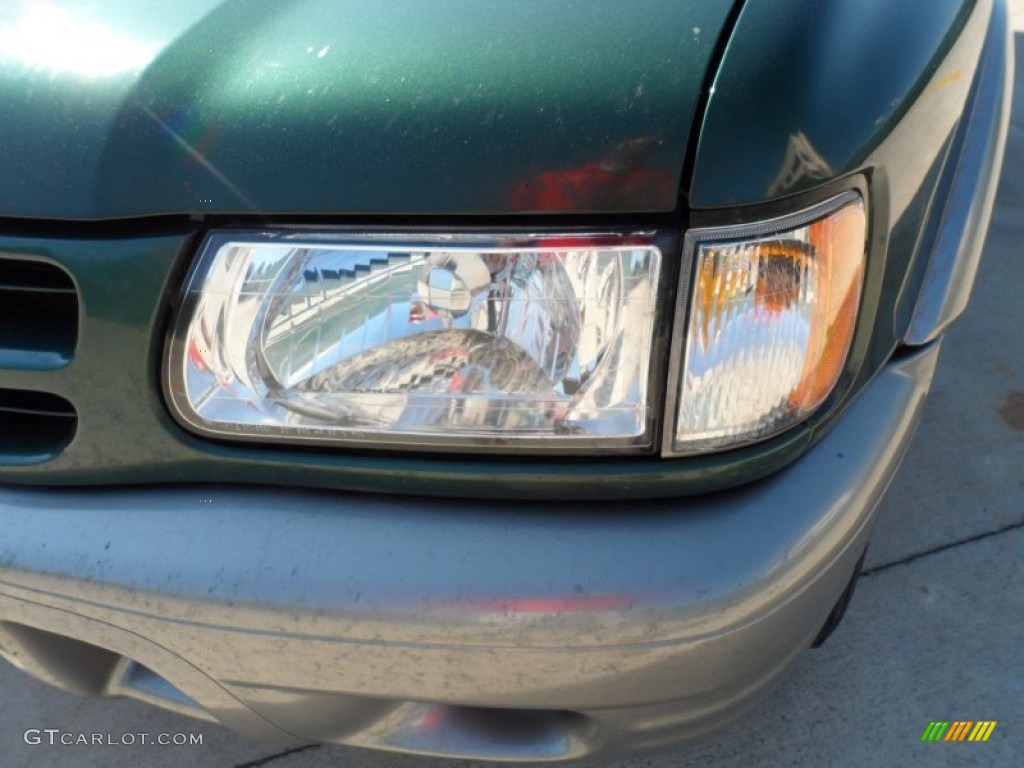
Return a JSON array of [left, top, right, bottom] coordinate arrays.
[[687, 300, 811, 377]]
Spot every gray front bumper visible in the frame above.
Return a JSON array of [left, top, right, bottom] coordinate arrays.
[[0, 343, 940, 762]]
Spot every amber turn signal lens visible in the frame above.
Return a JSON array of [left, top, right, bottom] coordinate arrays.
[[791, 203, 866, 410], [671, 194, 866, 455]]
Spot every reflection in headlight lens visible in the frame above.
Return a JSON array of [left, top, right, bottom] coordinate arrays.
[[168, 233, 662, 452]]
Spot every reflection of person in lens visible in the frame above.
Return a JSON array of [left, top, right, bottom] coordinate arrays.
[[755, 241, 809, 314]]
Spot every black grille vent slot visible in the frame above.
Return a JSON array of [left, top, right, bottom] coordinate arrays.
[[0, 257, 78, 369], [0, 389, 77, 464]]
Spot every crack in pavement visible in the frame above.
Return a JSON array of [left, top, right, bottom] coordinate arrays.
[[863, 519, 1024, 576], [233, 745, 321, 768]]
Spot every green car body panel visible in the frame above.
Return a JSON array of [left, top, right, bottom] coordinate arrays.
[[0, 0, 735, 219], [690, 0, 978, 208]]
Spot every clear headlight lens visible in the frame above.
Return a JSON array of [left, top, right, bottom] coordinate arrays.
[[166, 233, 663, 452], [668, 193, 866, 455]]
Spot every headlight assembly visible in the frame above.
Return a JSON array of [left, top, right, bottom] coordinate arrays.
[[165, 232, 664, 453]]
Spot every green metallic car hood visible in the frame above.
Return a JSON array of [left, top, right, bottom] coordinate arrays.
[[0, 0, 736, 220]]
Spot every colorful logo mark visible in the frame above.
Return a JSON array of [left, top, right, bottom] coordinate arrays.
[[921, 721, 997, 742]]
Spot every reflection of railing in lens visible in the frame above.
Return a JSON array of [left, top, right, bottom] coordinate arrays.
[[263, 250, 414, 344], [260, 251, 418, 388]]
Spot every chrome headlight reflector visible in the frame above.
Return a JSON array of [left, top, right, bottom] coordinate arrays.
[[166, 232, 664, 452], [666, 192, 867, 455]]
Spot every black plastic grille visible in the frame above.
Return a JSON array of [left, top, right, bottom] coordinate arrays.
[[0, 388, 77, 465], [0, 257, 78, 369]]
